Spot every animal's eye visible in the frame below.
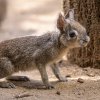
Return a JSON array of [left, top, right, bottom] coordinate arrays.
[[69, 31, 76, 38]]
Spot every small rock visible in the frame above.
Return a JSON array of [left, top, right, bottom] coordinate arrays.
[[66, 75, 71, 78], [77, 92, 81, 95], [83, 68, 88, 71], [86, 73, 95, 77], [56, 91, 61, 95], [77, 78, 84, 83]]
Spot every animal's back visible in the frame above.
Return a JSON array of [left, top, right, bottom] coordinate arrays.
[[0, 33, 58, 71]]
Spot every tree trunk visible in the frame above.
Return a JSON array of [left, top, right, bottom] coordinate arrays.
[[63, 0, 100, 68], [0, 0, 7, 25]]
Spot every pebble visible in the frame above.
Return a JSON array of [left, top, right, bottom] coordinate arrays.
[[77, 78, 84, 83], [56, 91, 61, 95], [66, 75, 71, 78], [86, 73, 95, 77]]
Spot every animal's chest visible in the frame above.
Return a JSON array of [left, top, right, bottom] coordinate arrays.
[[47, 48, 68, 63]]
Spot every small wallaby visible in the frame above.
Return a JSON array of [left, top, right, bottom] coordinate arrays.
[[0, 10, 90, 89]]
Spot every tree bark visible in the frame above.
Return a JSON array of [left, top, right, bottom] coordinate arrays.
[[63, 0, 100, 68], [0, 0, 7, 25]]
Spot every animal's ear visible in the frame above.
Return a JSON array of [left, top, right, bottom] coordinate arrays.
[[65, 9, 75, 20], [57, 13, 65, 31]]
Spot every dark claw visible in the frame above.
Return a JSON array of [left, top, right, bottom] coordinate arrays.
[[9, 82, 16, 88], [0, 82, 16, 88]]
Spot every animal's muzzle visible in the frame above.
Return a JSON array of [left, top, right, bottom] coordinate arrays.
[[80, 36, 90, 46]]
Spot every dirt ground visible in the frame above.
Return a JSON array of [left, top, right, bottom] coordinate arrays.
[[0, 62, 100, 100]]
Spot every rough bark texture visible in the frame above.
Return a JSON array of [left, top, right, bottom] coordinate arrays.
[[63, 0, 100, 68]]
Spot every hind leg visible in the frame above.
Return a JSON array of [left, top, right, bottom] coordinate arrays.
[[0, 57, 15, 88]]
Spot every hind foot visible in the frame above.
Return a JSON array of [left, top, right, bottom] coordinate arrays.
[[0, 81, 15, 88], [6, 76, 30, 82]]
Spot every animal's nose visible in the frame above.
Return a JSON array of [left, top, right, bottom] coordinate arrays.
[[69, 31, 76, 38], [80, 36, 90, 47], [84, 36, 90, 43]]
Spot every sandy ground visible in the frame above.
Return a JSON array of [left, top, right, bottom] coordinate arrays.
[[0, 63, 100, 100]]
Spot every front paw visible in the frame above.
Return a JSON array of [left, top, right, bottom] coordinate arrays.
[[59, 77, 68, 82], [45, 84, 54, 89]]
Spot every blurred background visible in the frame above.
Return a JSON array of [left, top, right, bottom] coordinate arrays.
[[0, 0, 62, 41]]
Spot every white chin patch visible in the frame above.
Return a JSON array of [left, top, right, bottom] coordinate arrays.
[[80, 40, 83, 46], [80, 40, 87, 47], [66, 19, 71, 23]]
